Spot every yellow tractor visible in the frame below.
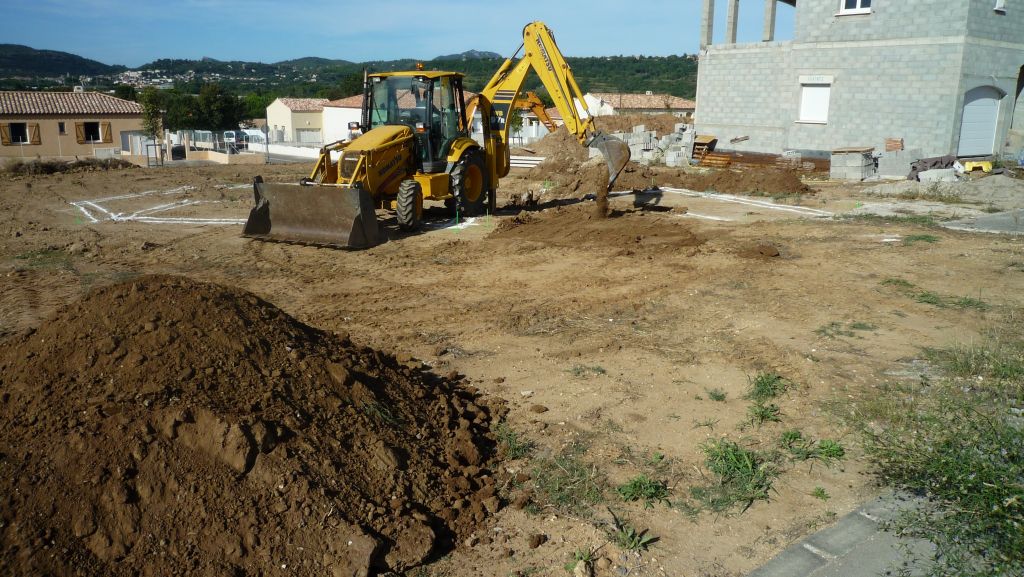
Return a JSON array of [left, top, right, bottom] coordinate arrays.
[[243, 21, 630, 248]]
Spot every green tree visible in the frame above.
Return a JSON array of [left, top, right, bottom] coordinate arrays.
[[243, 91, 276, 120], [196, 83, 241, 130], [508, 106, 524, 136], [114, 84, 137, 101], [162, 91, 199, 132], [138, 87, 163, 139]]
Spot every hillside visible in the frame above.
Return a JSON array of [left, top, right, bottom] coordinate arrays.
[[0, 46, 700, 99], [0, 44, 126, 77]]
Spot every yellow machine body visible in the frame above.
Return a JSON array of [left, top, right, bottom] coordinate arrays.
[[244, 22, 629, 248]]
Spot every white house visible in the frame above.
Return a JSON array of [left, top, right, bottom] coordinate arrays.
[[584, 92, 696, 118], [322, 94, 363, 144], [265, 98, 329, 145]]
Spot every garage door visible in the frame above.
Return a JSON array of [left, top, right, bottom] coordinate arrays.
[[957, 86, 1002, 157]]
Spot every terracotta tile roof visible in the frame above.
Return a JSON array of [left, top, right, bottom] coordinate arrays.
[[326, 94, 363, 108], [588, 92, 696, 111], [277, 98, 330, 112], [0, 91, 144, 116], [544, 106, 562, 121]]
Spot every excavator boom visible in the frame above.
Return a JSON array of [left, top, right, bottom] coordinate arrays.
[[476, 21, 630, 189]]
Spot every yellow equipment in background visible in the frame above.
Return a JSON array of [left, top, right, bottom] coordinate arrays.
[[243, 21, 630, 248], [513, 92, 558, 134]]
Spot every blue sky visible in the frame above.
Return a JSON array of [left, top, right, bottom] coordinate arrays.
[[6, 0, 795, 66]]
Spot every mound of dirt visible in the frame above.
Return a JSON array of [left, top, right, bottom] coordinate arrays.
[[491, 204, 703, 254], [681, 169, 813, 196], [0, 276, 502, 576]]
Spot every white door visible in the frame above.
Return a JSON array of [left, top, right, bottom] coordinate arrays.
[[957, 86, 1002, 157]]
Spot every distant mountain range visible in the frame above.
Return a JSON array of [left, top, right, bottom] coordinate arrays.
[[0, 44, 127, 77], [0, 45, 699, 99], [433, 50, 502, 61], [0, 45, 500, 78]]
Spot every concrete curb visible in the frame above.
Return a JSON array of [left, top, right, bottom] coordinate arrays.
[[748, 492, 934, 577]]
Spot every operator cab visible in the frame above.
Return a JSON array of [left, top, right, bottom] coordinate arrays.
[[364, 72, 469, 173]]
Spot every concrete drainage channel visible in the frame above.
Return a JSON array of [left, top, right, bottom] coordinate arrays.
[[748, 492, 934, 577]]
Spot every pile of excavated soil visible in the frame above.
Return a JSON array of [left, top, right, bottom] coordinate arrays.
[[564, 160, 813, 198], [492, 203, 704, 255], [680, 168, 813, 196], [0, 276, 501, 577]]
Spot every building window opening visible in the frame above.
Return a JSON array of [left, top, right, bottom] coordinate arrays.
[[9, 123, 28, 143], [58, 121, 66, 135], [83, 122, 101, 142], [839, 0, 872, 15], [798, 84, 832, 124]]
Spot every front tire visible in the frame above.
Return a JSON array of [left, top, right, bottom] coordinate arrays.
[[397, 179, 423, 231], [451, 151, 487, 217]]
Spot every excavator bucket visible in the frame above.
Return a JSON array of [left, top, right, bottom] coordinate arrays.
[[243, 176, 382, 249], [588, 133, 632, 191]]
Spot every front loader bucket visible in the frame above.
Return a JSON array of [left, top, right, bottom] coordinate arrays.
[[588, 132, 632, 191], [243, 176, 382, 249]]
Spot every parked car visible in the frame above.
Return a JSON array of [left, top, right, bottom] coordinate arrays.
[[223, 131, 247, 151]]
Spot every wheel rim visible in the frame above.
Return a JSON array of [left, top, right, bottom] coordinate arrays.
[[463, 164, 483, 203]]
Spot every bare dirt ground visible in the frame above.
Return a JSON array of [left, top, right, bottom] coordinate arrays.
[[1, 153, 1023, 576]]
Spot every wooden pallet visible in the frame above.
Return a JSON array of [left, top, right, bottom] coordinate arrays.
[[700, 152, 732, 168]]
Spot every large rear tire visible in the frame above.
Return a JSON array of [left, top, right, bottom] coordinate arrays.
[[397, 179, 423, 231], [451, 150, 488, 217]]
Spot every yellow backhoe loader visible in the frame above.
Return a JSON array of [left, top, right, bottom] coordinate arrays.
[[243, 21, 630, 248]]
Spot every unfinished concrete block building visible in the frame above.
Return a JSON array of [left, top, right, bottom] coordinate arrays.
[[693, 0, 1024, 159]]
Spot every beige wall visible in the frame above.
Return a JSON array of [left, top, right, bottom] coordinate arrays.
[[0, 115, 143, 160], [266, 100, 323, 143]]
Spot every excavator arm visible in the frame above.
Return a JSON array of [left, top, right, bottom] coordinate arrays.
[[514, 92, 557, 133], [469, 21, 630, 189]]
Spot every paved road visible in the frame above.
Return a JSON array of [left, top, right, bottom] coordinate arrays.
[[748, 492, 934, 577]]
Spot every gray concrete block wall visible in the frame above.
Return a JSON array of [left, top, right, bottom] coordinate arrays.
[[795, 0, 969, 44], [694, 0, 1024, 160], [695, 43, 793, 152], [956, 42, 1024, 156], [787, 42, 965, 157], [966, 1, 1024, 44]]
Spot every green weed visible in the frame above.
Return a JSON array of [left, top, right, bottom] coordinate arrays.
[[12, 248, 73, 270], [693, 418, 719, 430], [816, 439, 846, 464], [495, 422, 535, 460], [897, 184, 962, 204], [881, 278, 915, 289], [609, 511, 658, 552], [563, 548, 595, 572], [359, 401, 400, 426], [747, 402, 782, 427], [842, 214, 938, 227], [692, 439, 778, 512], [903, 234, 940, 245], [706, 388, 728, 402], [746, 372, 790, 402], [779, 430, 846, 465], [568, 364, 607, 378], [532, 442, 606, 517], [811, 486, 831, 501], [952, 296, 990, 311], [914, 291, 945, 306], [856, 334, 1024, 576], [616, 474, 670, 508], [816, 321, 877, 338]]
